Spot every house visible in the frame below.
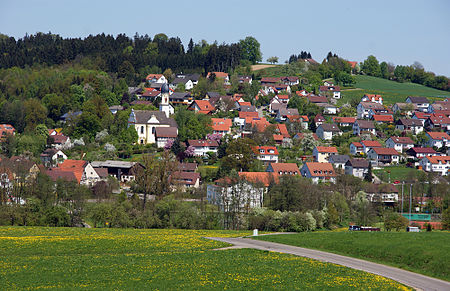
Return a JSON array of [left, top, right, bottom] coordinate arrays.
[[211, 118, 232, 136], [273, 84, 291, 94], [425, 114, 450, 131], [314, 114, 326, 127], [316, 123, 342, 140], [171, 171, 201, 189], [395, 118, 423, 135], [357, 102, 385, 119], [353, 120, 376, 135], [367, 107, 392, 119], [367, 148, 400, 166], [276, 108, 299, 122], [169, 92, 193, 105], [261, 77, 281, 87], [425, 132, 450, 148], [276, 124, 290, 138], [253, 146, 279, 164], [275, 94, 290, 104], [234, 111, 259, 129], [313, 146, 338, 163], [350, 142, 364, 155], [266, 163, 300, 175], [46, 168, 78, 183], [392, 103, 418, 116], [319, 86, 341, 99], [329, 154, 350, 170], [207, 172, 277, 211], [365, 184, 399, 203], [281, 76, 299, 86], [406, 147, 438, 159], [128, 109, 177, 145], [40, 149, 67, 166], [155, 127, 178, 148], [49, 135, 72, 150], [171, 73, 200, 90], [419, 156, 450, 176], [0, 124, 15, 141], [307, 95, 328, 104], [406, 96, 430, 112], [58, 159, 100, 185], [187, 100, 215, 114], [300, 162, 336, 184], [411, 112, 432, 125], [207, 72, 230, 84], [345, 158, 369, 178], [188, 140, 219, 157], [293, 132, 319, 141], [323, 81, 334, 86], [178, 162, 198, 173], [90, 160, 144, 183], [238, 75, 253, 84], [372, 115, 394, 124], [332, 117, 356, 128], [361, 94, 383, 105], [296, 90, 308, 96], [385, 136, 414, 153], [316, 103, 338, 115], [361, 140, 382, 154], [60, 111, 82, 123], [146, 74, 167, 84]]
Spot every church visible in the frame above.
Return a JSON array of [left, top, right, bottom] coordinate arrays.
[[128, 83, 177, 144]]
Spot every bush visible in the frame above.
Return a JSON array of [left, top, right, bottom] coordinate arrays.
[[384, 212, 409, 231]]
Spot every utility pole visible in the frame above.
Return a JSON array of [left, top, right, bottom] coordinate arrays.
[[409, 183, 413, 221], [401, 182, 404, 215]]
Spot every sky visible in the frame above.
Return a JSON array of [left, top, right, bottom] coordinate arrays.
[[1, 0, 449, 77]]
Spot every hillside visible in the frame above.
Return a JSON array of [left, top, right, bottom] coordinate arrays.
[[341, 75, 450, 105]]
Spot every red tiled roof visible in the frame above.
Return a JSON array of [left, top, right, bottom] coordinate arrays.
[[253, 146, 279, 156], [315, 146, 338, 153], [409, 147, 437, 154], [332, 117, 356, 123], [373, 115, 394, 122], [361, 140, 382, 147], [273, 134, 283, 141], [425, 156, 450, 164], [239, 112, 259, 119], [304, 162, 336, 177], [58, 159, 87, 183], [269, 163, 300, 175], [277, 94, 289, 100], [145, 74, 163, 80], [348, 61, 357, 68], [351, 142, 363, 148], [238, 172, 278, 187], [428, 114, 450, 125], [190, 100, 214, 113], [211, 118, 232, 131], [427, 131, 450, 140], [238, 101, 252, 106], [389, 136, 414, 144], [207, 72, 229, 79], [372, 147, 399, 155], [188, 140, 219, 147], [276, 124, 290, 138]]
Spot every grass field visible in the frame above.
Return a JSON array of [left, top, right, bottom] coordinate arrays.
[[0, 227, 411, 290], [373, 166, 422, 183], [340, 75, 450, 105], [254, 231, 450, 281]]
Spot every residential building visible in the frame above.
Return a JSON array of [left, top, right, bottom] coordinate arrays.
[[319, 85, 341, 99], [328, 154, 350, 170], [188, 140, 219, 157], [365, 184, 399, 203], [155, 127, 178, 148], [58, 159, 100, 186], [332, 117, 356, 128], [350, 142, 364, 155], [406, 96, 430, 112], [372, 115, 394, 124], [0, 124, 15, 141], [361, 140, 382, 154], [266, 163, 300, 175], [253, 146, 279, 164], [425, 132, 450, 148], [405, 147, 439, 159], [385, 136, 415, 153], [361, 94, 383, 105], [392, 103, 418, 116], [300, 162, 336, 184], [40, 149, 67, 166], [146, 74, 167, 84], [357, 102, 385, 119], [314, 114, 326, 127], [187, 100, 215, 114], [211, 118, 232, 136], [419, 156, 450, 176], [313, 146, 338, 163], [353, 120, 376, 135], [367, 148, 400, 165], [90, 160, 144, 183], [395, 118, 424, 134], [345, 158, 369, 178], [316, 123, 342, 140], [171, 171, 200, 189]]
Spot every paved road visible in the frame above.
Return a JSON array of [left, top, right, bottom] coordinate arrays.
[[206, 237, 450, 291]]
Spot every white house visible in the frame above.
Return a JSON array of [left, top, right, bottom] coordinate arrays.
[[361, 94, 383, 105], [329, 155, 350, 170], [367, 148, 400, 166], [345, 158, 369, 179], [361, 140, 382, 154], [319, 86, 341, 99], [40, 149, 67, 166], [357, 102, 385, 119], [155, 127, 178, 148], [316, 123, 342, 140], [188, 140, 219, 157], [353, 120, 376, 136], [350, 142, 364, 155], [146, 74, 167, 84], [385, 136, 414, 153], [406, 96, 430, 112], [253, 146, 279, 164], [300, 162, 336, 184], [419, 156, 450, 176], [395, 119, 424, 135], [425, 132, 450, 148]]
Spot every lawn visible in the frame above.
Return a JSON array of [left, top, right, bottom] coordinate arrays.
[[254, 231, 450, 281], [340, 75, 450, 105], [373, 166, 422, 183], [0, 227, 411, 290]]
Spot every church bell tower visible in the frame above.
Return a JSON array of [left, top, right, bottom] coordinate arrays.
[[159, 83, 170, 118]]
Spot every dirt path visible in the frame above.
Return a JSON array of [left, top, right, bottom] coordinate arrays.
[[251, 64, 277, 71], [205, 236, 449, 291]]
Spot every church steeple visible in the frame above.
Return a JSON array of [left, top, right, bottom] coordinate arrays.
[[159, 83, 170, 118]]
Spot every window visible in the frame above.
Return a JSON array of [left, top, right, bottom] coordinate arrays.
[[141, 126, 144, 134]]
